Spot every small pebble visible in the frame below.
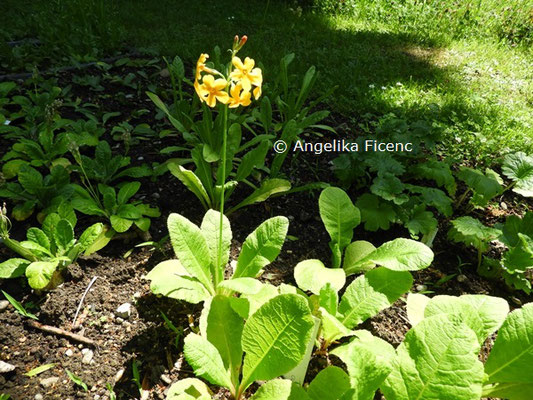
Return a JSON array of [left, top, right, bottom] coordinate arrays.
[[116, 317, 124, 324], [137, 156, 144, 161], [457, 274, 467, 283], [0, 300, 9, 311], [65, 349, 74, 357], [500, 202, 508, 210], [0, 360, 15, 373], [416, 284, 427, 292], [40, 377, 59, 388], [35, 394, 43, 400], [82, 349, 94, 364], [133, 292, 142, 300], [115, 303, 132, 319], [114, 368, 125, 383], [511, 296, 522, 306]]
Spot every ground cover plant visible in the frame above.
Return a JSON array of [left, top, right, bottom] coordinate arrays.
[[0, 1, 532, 399]]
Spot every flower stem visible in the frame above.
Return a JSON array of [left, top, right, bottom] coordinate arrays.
[[216, 104, 229, 287]]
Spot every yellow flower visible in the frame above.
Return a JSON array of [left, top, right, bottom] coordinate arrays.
[[230, 56, 262, 93], [253, 86, 262, 100], [196, 74, 229, 107], [195, 53, 218, 80], [228, 83, 252, 108]]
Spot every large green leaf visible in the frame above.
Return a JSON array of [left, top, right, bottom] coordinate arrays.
[[206, 295, 244, 387], [217, 278, 263, 295], [424, 294, 509, 345], [145, 260, 210, 304], [381, 314, 483, 400], [200, 210, 231, 270], [26, 260, 59, 289], [484, 303, 533, 388], [294, 259, 346, 295], [331, 331, 396, 400], [233, 217, 288, 279], [342, 241, 376, 275], [110, 215, 134, 233], [0, 258, 30, 278], [319, 187, 360, 267], [406, 293, 430, 327], [457, 167, 502, 207], [26, 228, 50, 251], [307, 366, 351, 400], [117, 181, 141, 204], [54, 219, 74, 253], [360, 238, 434, 272], [183, 333, 232, 389], [241, 294, 314, 390], [340, 267, 413, 329], [167, 213, 214, 294], [248, 379, 310, 400]]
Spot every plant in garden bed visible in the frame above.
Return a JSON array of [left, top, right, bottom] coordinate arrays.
[[293, 187, 435, 351], [0, 203, 102, 290], [148, 38, 332, 214], [449, 212, 533, 293], [0, 164, 74, 221], [166, 293, 314, 400], [145, 209, 288, 303]]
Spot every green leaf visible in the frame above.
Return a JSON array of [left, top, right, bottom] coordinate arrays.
[[17, 165, 43, 194], [167, 213, 214, 294], [145, 260, 210, 304], [168, 163, 211, 209], [1, 290, 38, 320], [307, 366, 351, 400], [25, 363, 56, 377], [331, 331, 396, 399], [457, 167, 502, 207], [241, 294, 314, 390], [249, 379, 310, 400], [116, 204, 142, 219], [448, 216, 501, 253], [405, 205, 438, 237], [485, 303, 533, 386], [0, 258, 30, 278], [355, 193, 396, 231], [25, 260, 60, 290], [228, 179, 291, 214], [412, 159, 456, 196], [117, 181, 141, 204], [217, 278, 263, 294], [424, 295, 509, 345], [319, 187, 360, 267], [233, 216, 289, 279], [294, 259, 346, 295], [319, 307, 353, 346], [54, 219, 74, 252], [78, 223, 104, 253], [342, 240, 377, 275], [502, 152, 533, 184], [360, 238, 434, 272], [200, 210, 231, 270], [370, 173, 408, 205], [340, 267, 413, 329], [65, 369, 88, 391], [206, 295, 244, 386], [183, 333, 232, 389], [381, 314, 483, 400], [406, 185, 453, 217], [110, 215, 134, 233], [166, 378, 212, 400], [71, 197, 105, 216], [406, 293, 430, 327], [319, 284, 338, 316]]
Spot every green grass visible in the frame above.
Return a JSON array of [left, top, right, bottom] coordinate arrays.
[[1, 0, 532, 161]]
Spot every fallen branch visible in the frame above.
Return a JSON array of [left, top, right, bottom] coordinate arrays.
[[27, 320, 96, 347]]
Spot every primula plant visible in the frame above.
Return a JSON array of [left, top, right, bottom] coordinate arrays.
[[0, 203, 102, 290]]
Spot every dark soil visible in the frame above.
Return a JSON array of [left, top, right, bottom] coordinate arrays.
[[1, 57, 531, 400]]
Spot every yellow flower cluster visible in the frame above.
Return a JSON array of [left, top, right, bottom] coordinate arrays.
[[194, 41, 262, 108]]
